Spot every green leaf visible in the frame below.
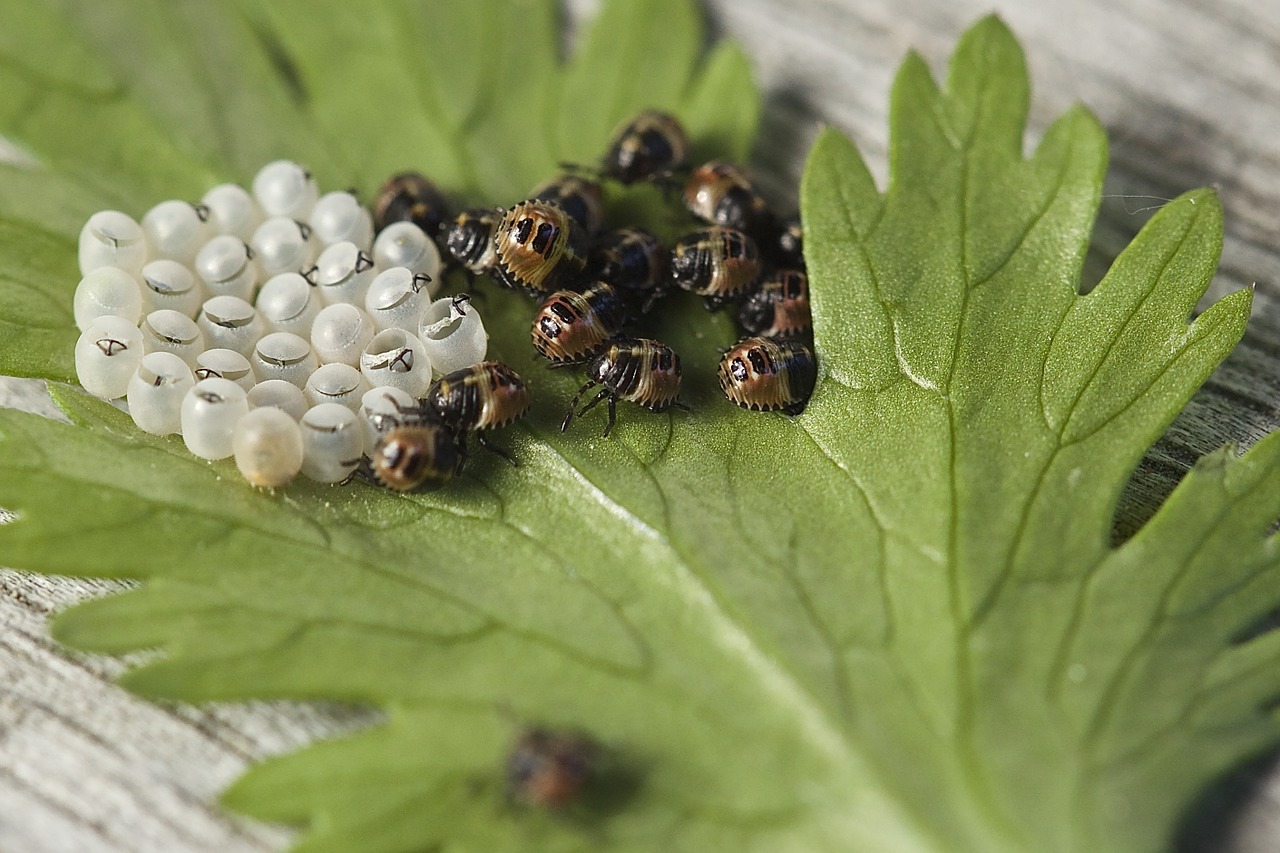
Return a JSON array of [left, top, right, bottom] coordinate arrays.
[[0, 7, 1276, 853]]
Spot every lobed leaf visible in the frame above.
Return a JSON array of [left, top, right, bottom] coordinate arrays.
[[0, 6, 1276, 853]]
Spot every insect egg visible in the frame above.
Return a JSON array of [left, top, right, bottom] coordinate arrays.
[[492, 200, 587, 295], [444, 208, 501, 275], [601, 109, 688, 185], [309, 190, 374, 248], [372, 171, 452, 241], [140, 309, 206, 368], [298, 403, 364, 483], [74, 315, 144, 400], [359, 329, 432, 397], [140, 259, 205, 317], [372, 221, 441, 280], [668, 226, 762, 310], [251, 216, 318, 277], [369, 422, 459, 491], [194, 348, 256, 392], [530, 282, 627, 364], [418, 294, 488, 376], [364, 267, 435, 333], [233, 406, 304, 489], [194, 234, 259, 302], [255, 271, 321, 337], [78, 210, 149, 276], [311, 241, 377, 306], [201, 183, 263, 241], [180, 377, 250, 460], [252, 159, 318, 219], [127, 351, 196, 435], [73, 266, 144, 330], [717, 336, 817, 415], [311, 303, 376, 366], [507, 728, 596, 809], [304, 362, 370, 411], [197, 295, 264, 357], [250, 331, 320, 388], [561, 337, 681, 437], [141, 199, 210, 267], [247, 379, 309, 421]]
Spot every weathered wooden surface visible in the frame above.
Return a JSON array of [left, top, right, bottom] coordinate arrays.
[[3, 0, 1279, 849]]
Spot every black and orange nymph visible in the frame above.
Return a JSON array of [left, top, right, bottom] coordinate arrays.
[[561, 338, 682, 437], [492, 200, 588, 295]]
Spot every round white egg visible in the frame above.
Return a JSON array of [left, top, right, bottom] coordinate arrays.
[[233, 406, 304, 488], [127, 351, 196, 435], [74, 316, 143, 400], [250, 332, 319, 387], [78, 210, 149, 276], [180, 377, 249, 460], [299, 403, 364, 483], [73, 266, 143, 330], [359, 328, 432, 397], [418, 294, 488, 376]]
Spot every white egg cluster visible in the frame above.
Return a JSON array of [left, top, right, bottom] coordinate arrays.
[[72, 160, 489, 489]]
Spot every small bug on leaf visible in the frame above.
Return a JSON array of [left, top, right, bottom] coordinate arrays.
[[718, 336, 816, 416], [589, 227, 667, 311], [492, 200, 588, 295], [531, 282, 629, 365], [372, 171, 452, 241], [507, 727, 597, 809], [669, 226, 762, 311], [425, 360, 531, 465], [530, 174, 606, 237], [682, 160, 774, 238], [444, 208, 503, 277], [561, 338, 682, 437], [599, 110, 688, 185], [368, 419, 459, 491], [738, 269, 811, 340]]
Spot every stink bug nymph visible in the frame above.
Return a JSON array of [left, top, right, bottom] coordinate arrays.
[[682, 161, 774, 237], [369, 422, 459, 491], [372, 171, 452, 240], [718, 337, 817, 415], [531, 174, 605, 237], [492, 200, 588, 295], [738, 269, 812, 340], [561, 338, 682, 437], [507, 728, 596, 809], [589, 227, 667, 311], [425, 360, 531, 464], [444, 208, 502, 276], [600, 110, 688, 185], [531, 282, 629, 365], [669, 226, 762, 311]]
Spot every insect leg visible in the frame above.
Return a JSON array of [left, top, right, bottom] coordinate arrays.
[[602, 395, 618, 438], [476, 432, 518, 467], [560, 379, 597, 431]]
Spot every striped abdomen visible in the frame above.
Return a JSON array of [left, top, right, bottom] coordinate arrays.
[[738, 269, 811, 339], [589, 338, 681, 411], [493, 200, 587, 294], [718, 337, 816, 416], [428, 360, 530, 431], [669, 226, 761, 305], [531, 282, 628, 363]]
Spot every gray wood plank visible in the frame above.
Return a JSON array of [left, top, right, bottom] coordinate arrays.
[[3, 0, 1280, 849]]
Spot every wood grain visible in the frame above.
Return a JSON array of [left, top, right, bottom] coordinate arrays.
[[4, 0, 1280, 849]]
